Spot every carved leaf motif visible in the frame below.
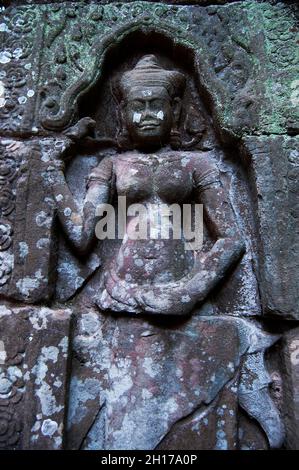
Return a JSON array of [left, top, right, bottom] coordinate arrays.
[[0, 188, 15, 217], [0, 406, 21, 449], [0, 220, 12, 251], [0, 155, 17, 185], [6, 39, 32, 60], [5, 67, 27, 89], [0, 91, 21, 120], [0, 254, 12, 286], [9, 9, 37, 35]]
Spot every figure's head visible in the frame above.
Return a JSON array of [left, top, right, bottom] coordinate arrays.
[[116, 55, 185, 149]]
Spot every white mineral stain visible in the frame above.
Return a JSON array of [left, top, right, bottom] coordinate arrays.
[[24, 371, 30, 381], [42, 346, 59, 363], [108, 360, 133, 402], [13, 48, 23, 60], [141, 388, 153, 400], [7, 366, 22, 381], [134, 258, 144, 267], [41, 419, 58, 437], [0, 23, 9, 32], [80, 313, 100, 336], [27, 89, 35, 98], [58, 336, 68, 354], [181, 157, 190, 167], [54, 436, 62, 448], [19, 241, 28, 259], [16, 270, 44, 296], [29, 307, 50, 330], [0, 51, 11, 64], [290, 339, 299, 365], [67, 377, 101, 426], [0, 340, 6, 364], [0, 81, 5, 108], [133, 112, 142, 123], [35, 382, 63, 416], [64, 207, 72, 217], [41, 152, 50, 162], [157, 110, 164, 120], [36, 238, 50, 249], [31, 421, 41, 432], [143, 357, 158, 379], [0, 305, 12, 318], [54, 378, 62, 388], [164, 397, 179, 414], [36, 211, 52, 228]]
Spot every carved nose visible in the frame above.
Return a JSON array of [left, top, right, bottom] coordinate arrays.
[[142, 103, 157, 120]]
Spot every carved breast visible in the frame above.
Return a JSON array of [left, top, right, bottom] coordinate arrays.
[[106, 151, 198, 284], [114, 151, 194, 204]]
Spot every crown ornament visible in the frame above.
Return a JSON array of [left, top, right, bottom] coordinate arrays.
[[118, 55, 185, 99]]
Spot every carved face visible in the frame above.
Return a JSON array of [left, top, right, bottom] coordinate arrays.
[[124, 86, 174, 148]]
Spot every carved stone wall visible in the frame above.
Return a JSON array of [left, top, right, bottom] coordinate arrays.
[[0, 0, 298, 450]]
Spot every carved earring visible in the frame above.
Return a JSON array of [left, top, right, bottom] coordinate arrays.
[[170, 97, 182, 150], [117, 124, 131, 150], [116, 104, 132, 150]]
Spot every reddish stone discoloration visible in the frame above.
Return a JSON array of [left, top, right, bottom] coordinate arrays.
[[0, 1, 295, 451], [68, 312, 282, 450]]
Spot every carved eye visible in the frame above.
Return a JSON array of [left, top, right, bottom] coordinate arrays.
[[130, 100, 143, 112], [151, 99, 166, 110]]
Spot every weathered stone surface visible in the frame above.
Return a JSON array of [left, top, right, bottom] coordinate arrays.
[[0, 0, 297, 452], [67, 313, 283, 450], [242, 135, 299, 320], [0, 305, 72, 449], [1, 2, 298, 137], [281, 327, 299, 450]]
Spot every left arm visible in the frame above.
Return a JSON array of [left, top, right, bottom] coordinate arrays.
[[187, 176, 245, 301]]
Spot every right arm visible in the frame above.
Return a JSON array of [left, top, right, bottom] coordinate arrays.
[[51, 156, 113, 256]]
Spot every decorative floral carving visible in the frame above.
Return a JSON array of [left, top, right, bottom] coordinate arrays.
[[9, 9, 37, 34], [0, 374, 23, 403], [0, 407, 22, 449], [55, 45, 67, 65], [0, 373, 23, 449], [7, 39, 32, 60], [0, 254, 12, 286], [0, 155, 18, 186], [0, 221, 12, 251], [0, 188, 15, 217], [89, 7, 103, 22], [5, 67, 27, 90], [0, 90, 22, 121]]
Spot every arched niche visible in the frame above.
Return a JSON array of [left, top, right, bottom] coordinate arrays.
[[56, 21, 262, 322], [39, 18, 233, 144]]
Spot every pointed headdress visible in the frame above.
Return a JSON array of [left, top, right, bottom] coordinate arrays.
[[118, 54, 185, 100]]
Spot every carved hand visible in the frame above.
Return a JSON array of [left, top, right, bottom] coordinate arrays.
[[100, 273, 196, 316], [134, 283, 197, 316], [64, 117, 96, 142]]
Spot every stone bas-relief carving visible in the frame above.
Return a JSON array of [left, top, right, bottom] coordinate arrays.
[[51, 56, 283, 450], [0, 0, 298, 450], [55, 55, 247, 317]]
